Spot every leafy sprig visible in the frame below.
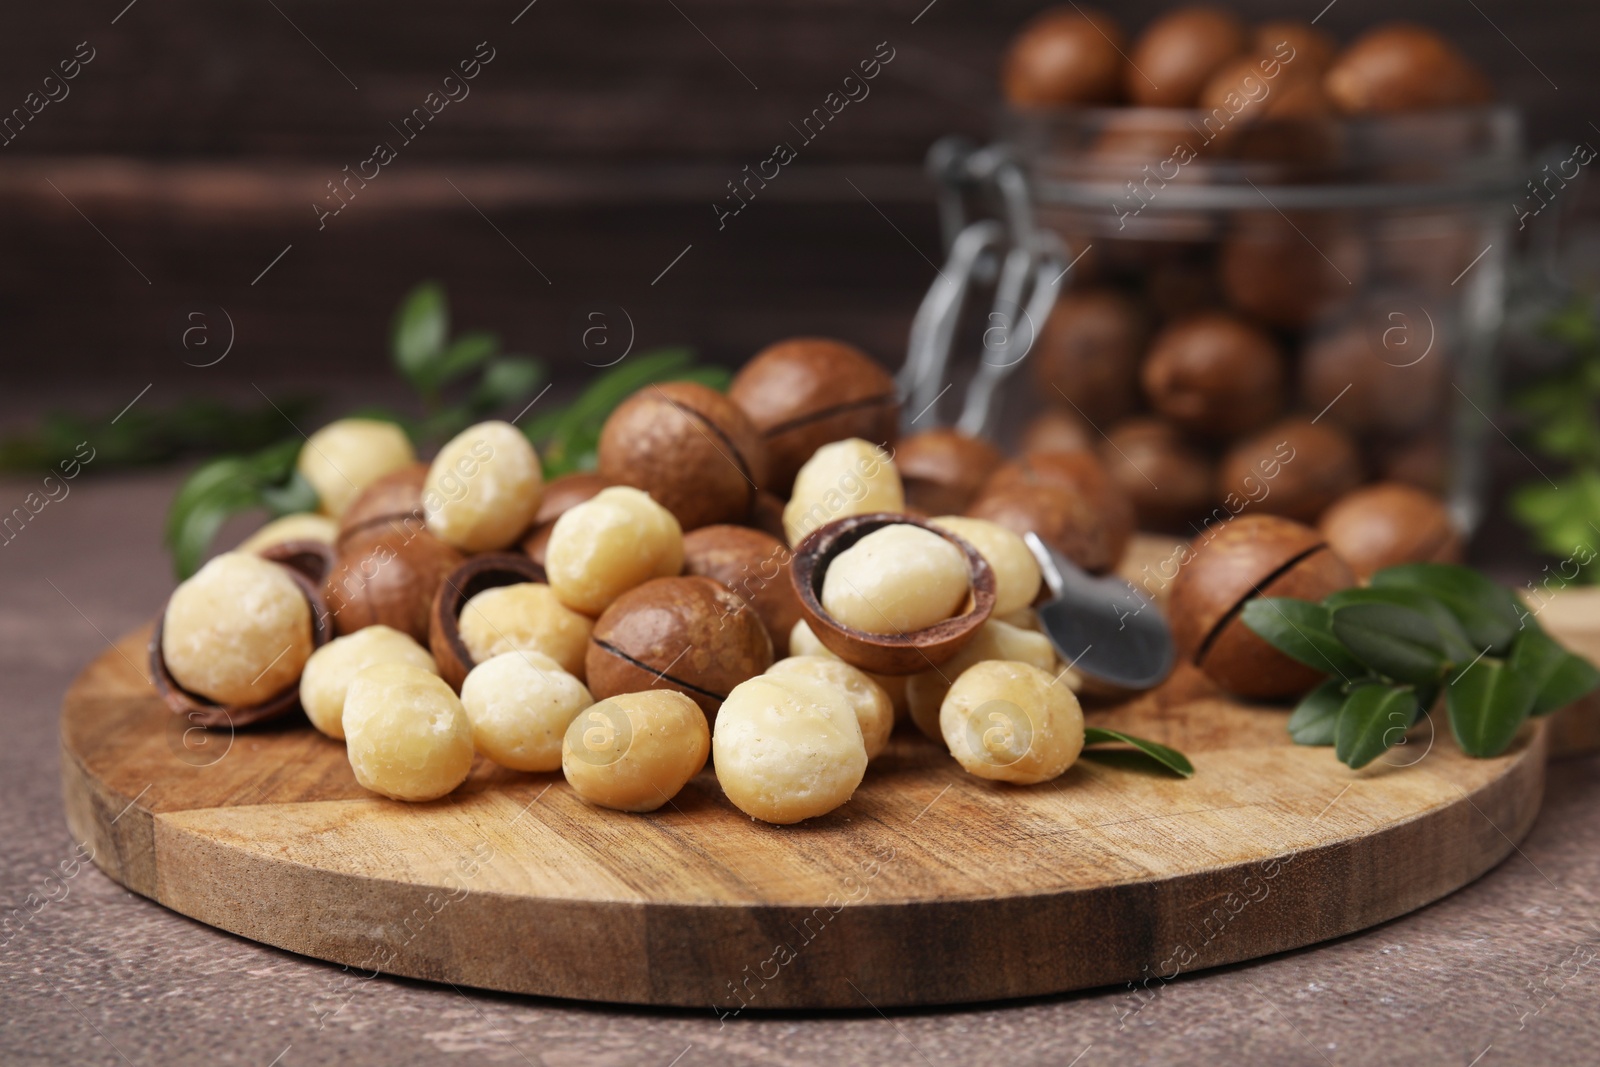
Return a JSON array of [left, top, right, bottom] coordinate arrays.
[[1242, 563, 1599, 769], [163, 284, 727, 577], [1082, 727, 1194, 777], [1510, 296, 1600, 582]]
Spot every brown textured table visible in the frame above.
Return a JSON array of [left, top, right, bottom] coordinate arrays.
[[4, 470, 1599, 1067]]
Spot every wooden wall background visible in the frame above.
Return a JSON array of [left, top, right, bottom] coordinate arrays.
[[0, 0, 1590, 394]]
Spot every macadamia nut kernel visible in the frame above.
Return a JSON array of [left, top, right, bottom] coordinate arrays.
[[782, 439, 904, 546], [906, 619, 1058, 740], [458, 582, 593, 678], [789, 619, 909, 715], [297, 418, 417, 519], [766, 655, 894, 759], [237, 512, 339, 553], [713, 673, 868, 824], [424, 421, 544, 552], [343, 663, 475, 801], [929, 516, 1042, 617], [161, 552, 314, 707], [561, 690, 709, 812], [300, 625, 438, 739], [546, 486, 685, 616], [940, 660, 1084, 785], [461, 651, 593, 772], [820, 524, 969, 635]]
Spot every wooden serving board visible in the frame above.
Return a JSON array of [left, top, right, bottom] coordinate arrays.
[[62, 619, 1563, 1011]]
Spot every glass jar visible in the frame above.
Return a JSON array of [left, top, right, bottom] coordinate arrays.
[[983, 104, 1522, 533]]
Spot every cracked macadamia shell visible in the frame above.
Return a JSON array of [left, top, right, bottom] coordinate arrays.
[[713, 673, 868, 825], [461, 651, 593, 772], [342, 663, 475, 802], [545, 486, 685, 616], [766, 656, 894, 760], [297, 418, 417, 520], [299, 625, 439, 739], [820, 523, 970, 635], [561, 690, 710, 812], [458, 582, 593, 679], [940, 660, 1084, 785], [161, 552, 315, 707], [424, 420, 544, 553]]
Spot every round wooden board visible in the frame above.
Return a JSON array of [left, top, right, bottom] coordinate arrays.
[[62, 623, 1545, 1011]]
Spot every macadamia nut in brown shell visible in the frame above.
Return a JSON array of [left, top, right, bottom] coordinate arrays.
[[1141, 313, 1285, 440], [683, 525, 802, 657], [586, 576, 774, 718], [1318, 482, 1463, 579], [1002, 6, 1127, 106], [1124, 5, 1248, 108], [729, 338, 899, 495], [598, 381, 767, 530], [1218, 418, 1362, 524]]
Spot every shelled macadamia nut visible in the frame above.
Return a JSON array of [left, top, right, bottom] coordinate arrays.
[[1029, 288, 1148, 422], [1218, 417, 1362, 524], [561, 690, 710, 812], [343, 663, 475, 802], [713, 673, 868, 824], [1318, 482, 1463, 579], [598, 381, 768, 530], [458, 582, 592, 679], [940, 660, 1084, 785], [520, 472, 615, 566], [821, 523, 970, 635], [1002, 6, 1127, 106], [1125, 5, 1248, 108], [461, 651, 593, 772], [161, 552, 315, 707], [238, 513, 339, 554], [782, 438, 904, 547], [424, 421, 544, 553], [545, 486, 684, 616], [683, 525, 802, 657], [766, 656, 894, 760], [729, 338, 900, 495], [789, 619, 910, 716], [928, 516, 1042, 618], [300, 625, 439, 739], [906, 619, 1058, 740], [895, 429, 1004, 516], [297, 418, 416, 520], [1141, 312, 1285, 440]]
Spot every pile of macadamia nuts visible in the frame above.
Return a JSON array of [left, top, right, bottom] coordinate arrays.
[[152, 316, 1472, 822], [985, 5, 1495, 570], [153, 339, 1099, 825]]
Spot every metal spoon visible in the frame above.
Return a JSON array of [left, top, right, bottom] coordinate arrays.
[[1024, 532, 1175, 691]]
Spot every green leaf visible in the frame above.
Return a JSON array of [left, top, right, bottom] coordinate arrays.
[[1082, 728, 1194, 778], [1368, 564, 1524, 654], [433, 331, 501, 389], [1509, 627, 1600, 716], [472, 356, 544, 413], [1287, 678, 1346, 746], [259, 470, 319, 516], [391, 282, 449, 390], [1335, 684, 1419, 769], [1330, 601, 1454, 686], [1447, 656, 1535, 757], [1240, 598, 1365, 681], [1325, 586, 1478, 664]]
